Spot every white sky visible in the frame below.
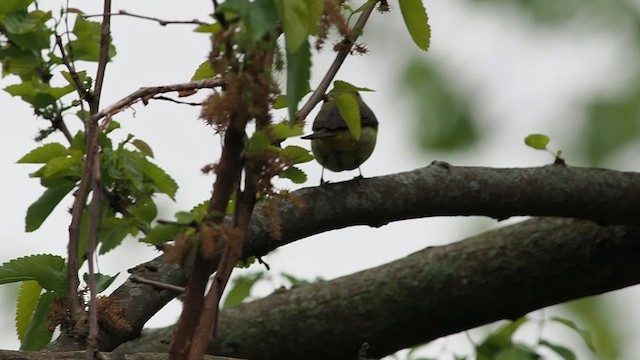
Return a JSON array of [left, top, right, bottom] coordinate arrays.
[[0, 0, 638, 358]]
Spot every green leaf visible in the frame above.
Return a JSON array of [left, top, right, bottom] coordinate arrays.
[[477, 318, 528, 359], [332, 80, 374, 93], [4, 81, 74, 108], [539, 339, 576, 360], [223, 272, 264, 308], [551, 316, 596, 352], [0, 47, 42, 77], [41, 151, 83, 178], [335, 92, 361, 140], [0, 0, 33, 21], [274, 0, 323, 52], [398, 0, 431, 51], [191, 60, 216, 81], [82, 273, 119, 293], [61, 70, 87, 90], [16, 280, 41, 342], [402, 59, 477, 151], [270, 122, 304, 139], [280, 145, 313, 164], [525, 134, 550, 150], [272, 94, 287, 109], [17, 143, 67, 164], [139, 158, 178, 200], [132, 139, 155, 158], [25, 181, 76, 232], [194, 22, 221, 33], [279, 166, 307, 184], [142, 224, 182, 245], [281, 272, 315, 286], [494, 344, 540, 360], [191, 201, 210, 224], [3, 10, 51, 34], [98, 217, 138, 255], [0, 255, 66, 293], [246, 130, 273, 153], [219, 0, 279, 40], [284, 39, 311, 124], [20, 291, 56, 350], [128, 197, 158, 225], [68, 16, 116, 62]]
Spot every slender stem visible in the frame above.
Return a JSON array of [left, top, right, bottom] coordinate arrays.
[[84, 121, 102, 359], [84, 10, 210, 26], [93, 0, 112, 107], [296, 1, 378, 122], [91, 78, 225, 122]]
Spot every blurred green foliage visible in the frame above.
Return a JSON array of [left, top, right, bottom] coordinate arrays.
[[401, 59, 478, 151]]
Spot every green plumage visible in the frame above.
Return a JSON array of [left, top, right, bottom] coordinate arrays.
[[302, 93, 378, 174]]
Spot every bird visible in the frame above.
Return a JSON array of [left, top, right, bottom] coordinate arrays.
[[301, 92, 378, 184]]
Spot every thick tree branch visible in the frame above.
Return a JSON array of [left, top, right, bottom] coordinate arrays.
[[50, 164, 640, 351], [0, 350, 242, 360], [118, 217, 640, 359]]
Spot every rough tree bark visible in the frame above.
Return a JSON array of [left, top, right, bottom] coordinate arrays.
[[43, 163, 640, 357]]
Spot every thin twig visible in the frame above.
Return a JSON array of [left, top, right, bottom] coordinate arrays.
[[86, 1, 112, 357], [84, 9, 210, 26], [85, 122, 102, 359], [91, 78, 225, 121], [296, 1, 378, 123], [130, 275, 185, 293], [92, 0, 112, 107], [153, 95, 203, 106]]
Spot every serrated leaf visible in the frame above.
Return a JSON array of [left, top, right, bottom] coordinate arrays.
[[0, 0, 34, 21], [272, 94, 287, 109], [128, 197, 158, 224], [525, 134, 550, 150], [98, 217, 139, 255], [219, 0, 279, 40], [398, 0, 431, 51], [4, 81, 73, 108], [223, 272, 264, 308], [142, 224, 182, 245], [17, 143, 66, 164], [274, 0, 323, 52], [68, 16, 116, 62], [191, 60, 216, 81], [82, 273, 119, 293], [285, 39, 311, 124], [25, 181, 75, 232], [279, 166, 307, 184], [3, 10, 51, 34], [41, 151, 83, 178], [132, 139, 155, 158], [0, 255, 66, 293], [20, 291, 56, 350], [332, 80, 374, 93], [16, 280, 41, 342], [246, 130, 273, 153], [280, 145, 313, 164], [139, 158, 178, 200], [551, 316, 596, 352], [61, 70, 87, 90], [271, 122, 304, 139], [191, 201, 210, 224], [335, 92, 361, 140], [539, 339, 576, 360]]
